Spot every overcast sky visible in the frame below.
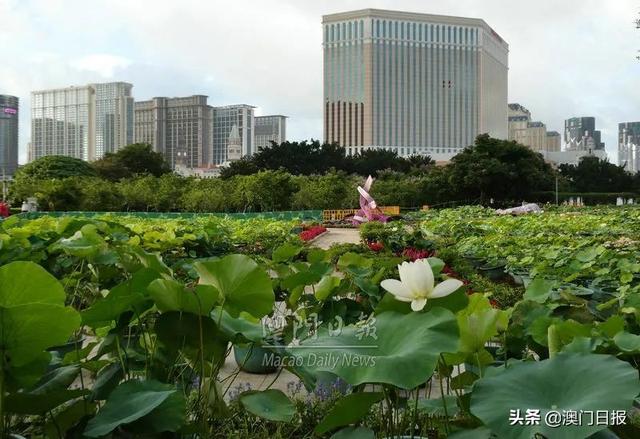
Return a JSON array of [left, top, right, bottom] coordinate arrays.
[[1, 0, 639, 164]]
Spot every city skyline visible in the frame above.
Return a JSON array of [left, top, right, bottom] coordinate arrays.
[[1, 0, 639, 164]]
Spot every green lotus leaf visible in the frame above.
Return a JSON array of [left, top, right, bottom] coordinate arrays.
[[155, 311, 227, 365], [53, 224, 106, 257], [290, 309, 459, 389], [613, 332, 640, 353], [315, 392, 384, 434], [1, 304, 80, 367], [457, 294, 509, 353], [375, 288, 469, 315], [0, 261, 65, 306], [470, 353, 640, 439], [81, 267, 161, 327], [272, 242, 303, 263], [0, 261, 80, 388], [195, 254, 274, 318], [523, 277, 555, 303], [131, 246, 172, 276], [315, 275, 342, 301], [282, 270, 323, 291], [330, 426, 375, 439], [6, 389, 89, 415], [337, 253, 373, 270], [30, 365, 80, 394], [126, 390, 186, 434], [213, 307, 264, 343], [240, 389, 295, 422], [148, 278, 219, 315], [84, 379, 185, 437]]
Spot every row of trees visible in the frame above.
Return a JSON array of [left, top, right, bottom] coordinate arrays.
[[16, 143, 171, 182], [219, 140, 434, 178], [9, 136, 640, 212]]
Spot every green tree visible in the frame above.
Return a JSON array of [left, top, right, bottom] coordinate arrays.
[[93, 143, 171, 180], [241, 170, 298, 212], [117, 175, 159, 211], [559, 156, 634, 192], [217, 140, 435, 178], [28, 178, 83, 211], [78, 177, 123, 211], [16, 155, 96, 180], [346, 149, 413, 177], [180, 178, 229, 212], [291, 172, 359, 209], [445, 134, 556, 202], [252, 140, 347, 175], [219, 156, 259, 179], [371, 171, 425, 207]]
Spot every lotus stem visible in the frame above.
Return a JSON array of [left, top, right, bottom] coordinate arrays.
[[0, 354, 4, 435], [548, 324, 560, 358]]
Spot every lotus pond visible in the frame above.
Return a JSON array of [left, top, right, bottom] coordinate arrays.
[[2, 207, 640, 438]]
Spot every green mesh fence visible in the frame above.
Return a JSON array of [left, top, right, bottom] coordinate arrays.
[[17, 210, 323, 221]]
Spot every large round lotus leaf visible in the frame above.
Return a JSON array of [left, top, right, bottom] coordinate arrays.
[[470, 353, 640, 439], [315, 392, 384, 434], [290, 309, 458, 389], [0, 262, 80, 380], [84, 379, 184, 437], [195, 254, 274, 318], [0, 261, 65, 306], [148, 278, 219, 316], [239, 389, 295, 422]]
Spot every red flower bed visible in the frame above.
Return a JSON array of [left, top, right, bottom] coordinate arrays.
[[299, 225, 327, 241], [401, 247, 433, 261], [367, 241, 384, 252]]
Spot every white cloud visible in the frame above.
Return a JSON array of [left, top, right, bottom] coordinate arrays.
[[70, 54, 132, 78]]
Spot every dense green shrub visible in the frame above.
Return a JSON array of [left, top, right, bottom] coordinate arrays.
[[16, 155, 97, 180]]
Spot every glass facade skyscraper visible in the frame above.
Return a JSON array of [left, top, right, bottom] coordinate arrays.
[[564, 117, 604, 150], [93, 82, 134, 159], [0, 95, 19, 178], [619, 122, 640, 173], [322, 9, 508, 161], [211, 105, 255, 165], [255, 115, 287, 150], [30, 82, 133, 162], [135, 96, 213, 168]]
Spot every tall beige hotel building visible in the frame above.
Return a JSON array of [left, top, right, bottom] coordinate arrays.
[[322, 9, 508, 161]]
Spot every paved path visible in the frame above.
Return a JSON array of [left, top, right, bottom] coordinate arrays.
[[312, 227, 361, 249]]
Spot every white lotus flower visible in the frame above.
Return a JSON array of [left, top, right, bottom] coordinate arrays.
[[380, 259, 463, 311]]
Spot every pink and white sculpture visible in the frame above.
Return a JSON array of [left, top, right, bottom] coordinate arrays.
[[352, 175, 389, 224]]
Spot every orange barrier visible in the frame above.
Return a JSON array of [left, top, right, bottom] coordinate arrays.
[[322, 206, 400, 222]]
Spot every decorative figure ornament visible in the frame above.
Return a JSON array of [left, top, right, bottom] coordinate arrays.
[[352, 175, 389, 224]]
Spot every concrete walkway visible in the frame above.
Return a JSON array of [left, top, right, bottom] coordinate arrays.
[[312, 227, 361, 249]]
